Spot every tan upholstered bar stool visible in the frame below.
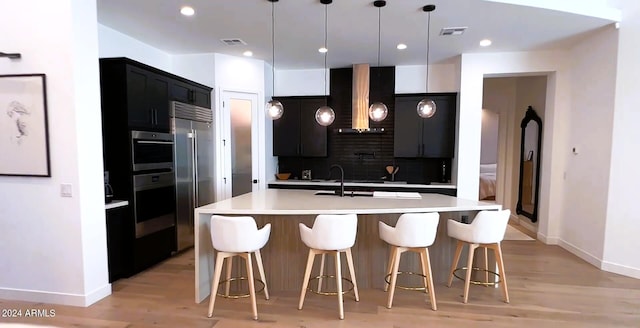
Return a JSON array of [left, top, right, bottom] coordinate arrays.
[[379, 212, 439, 310], [446, 209, 511, 304], [207, 215, 271, 320], [298, 214, 360, 320]]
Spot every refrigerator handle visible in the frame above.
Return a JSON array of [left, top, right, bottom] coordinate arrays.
[[192, 129, 199, 207]]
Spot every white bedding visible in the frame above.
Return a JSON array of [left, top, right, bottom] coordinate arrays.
[[479, 164, 497, 200]]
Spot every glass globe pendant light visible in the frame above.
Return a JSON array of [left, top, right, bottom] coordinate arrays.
[[266, 0, 284, 120], [369, 0, 388, 122], [417, 4, 437, 119], [315, 0, 335, 126]]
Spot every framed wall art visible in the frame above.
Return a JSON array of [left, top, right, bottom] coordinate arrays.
[[0, 74, 51, 177]]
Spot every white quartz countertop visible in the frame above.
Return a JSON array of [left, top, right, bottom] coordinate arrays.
[[268, 179, 456, 189], [195, 189, 498, 215], [105, 200, 128, 210]]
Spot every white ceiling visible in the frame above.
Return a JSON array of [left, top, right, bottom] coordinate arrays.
[[96, 0, 619, 70]]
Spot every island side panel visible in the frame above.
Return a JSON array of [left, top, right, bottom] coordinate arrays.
[[195, 210, 215, 303]]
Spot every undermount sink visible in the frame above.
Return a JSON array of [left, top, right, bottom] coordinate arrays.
[[314, 190, 374, 197]]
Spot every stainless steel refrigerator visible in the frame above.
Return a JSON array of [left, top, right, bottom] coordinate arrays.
[[171, 101, 215, 251]]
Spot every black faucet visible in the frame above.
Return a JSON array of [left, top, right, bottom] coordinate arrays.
[[329, 164, 344, 197]]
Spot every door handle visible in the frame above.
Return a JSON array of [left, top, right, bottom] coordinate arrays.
[[252, 179, 258, 184]]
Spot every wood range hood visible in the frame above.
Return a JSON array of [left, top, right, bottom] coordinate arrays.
[[335, 63, 385, 134]]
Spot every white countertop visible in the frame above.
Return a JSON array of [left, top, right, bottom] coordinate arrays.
[[105, 200, 128, 210], [268, 179, 456, 189], [195, 189, 497, 215]]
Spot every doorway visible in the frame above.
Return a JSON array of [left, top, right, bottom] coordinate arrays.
[[480, 108, 499, 203], [221, 90, 260, 198]]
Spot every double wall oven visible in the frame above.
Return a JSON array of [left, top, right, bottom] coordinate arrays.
[[130, 131, 176, 239]]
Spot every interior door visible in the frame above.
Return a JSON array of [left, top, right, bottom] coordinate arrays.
[[223, 91, 260, 197]]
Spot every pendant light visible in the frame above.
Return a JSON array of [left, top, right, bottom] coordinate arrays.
[[369, 0, 388, 122], [266, 0, 284, 120], [315, 0, 335, 126], [417, 4, 437, 118]]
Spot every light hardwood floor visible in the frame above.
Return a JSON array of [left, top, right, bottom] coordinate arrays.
[[1, 238, 640, 328]]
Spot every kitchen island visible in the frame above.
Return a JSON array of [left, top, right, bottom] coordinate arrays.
[[194, 189, 500, 303]]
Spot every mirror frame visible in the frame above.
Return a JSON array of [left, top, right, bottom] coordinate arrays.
[[516, 106, 542, 222]]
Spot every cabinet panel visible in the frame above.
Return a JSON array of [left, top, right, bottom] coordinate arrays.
[[149, 74, 170, 131], [169, 80, 192, 104], [422, 96, 455, 158], [393, 96, 423, 157], [126, 67, 153, 130], [273, 98, 301, 156], [300, 98, 327, 157], [273, 96, 327, 157], [106, 205, 133, 283], [193, 87, 211, 108]]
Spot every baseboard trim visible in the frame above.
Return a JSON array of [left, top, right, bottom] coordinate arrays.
[[0, 284, 111, 307], [557, 239, 602, 268], [601, 261, 640, 280], [537, 232, 559, 245]]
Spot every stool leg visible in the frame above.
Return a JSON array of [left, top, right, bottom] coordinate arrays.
[[254, 250, 269, 300], [484, 247, 489, 286], [419, 249, 428, 294], [335, 251, 344, 320], [345, 248, 359, 302], [298, 249, 316, 310], [208, 252, 227, 318], [244, 253, 258, 320], [224, 257, 232, 297], [493, 243, 510, 303], [386, 246, 403, 309], [317, 253, 326, 293], [384, 245, 397, 292], [421, 248, 437, 311], [464, 244, 478, 303], [448, 240, 464, 287]]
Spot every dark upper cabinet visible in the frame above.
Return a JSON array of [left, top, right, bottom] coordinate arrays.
[[273, 96, 327, 157], [100, 57, 212, 133], [169, 79, 211, 108], [394, 93, 457, 158]]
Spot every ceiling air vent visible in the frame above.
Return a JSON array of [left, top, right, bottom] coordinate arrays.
[[220, 38, 247, 46], [439, 27, 467, 36]]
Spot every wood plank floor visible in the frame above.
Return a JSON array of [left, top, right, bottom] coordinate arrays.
[[2, 238, 640, 328]]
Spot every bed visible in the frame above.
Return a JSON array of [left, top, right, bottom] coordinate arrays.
[[479, 164, 497, 200]]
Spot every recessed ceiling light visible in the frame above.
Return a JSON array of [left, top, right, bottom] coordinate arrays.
[[319, 47, 328, 53], [397, 43, 407, 50], [180, 6, 195, 16], [480, 39, 492, 47], [243, 51, 253, 57]]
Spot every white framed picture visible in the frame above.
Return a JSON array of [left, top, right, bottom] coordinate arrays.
[[0, 74, 51, 177]]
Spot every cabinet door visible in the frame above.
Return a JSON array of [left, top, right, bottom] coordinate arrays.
[[299, 97, 327, 157], [273, 98, 301, 156], [393, 96, 423, 157], [106, 205, 133, 282], [148, 73, 170, 132], [169, 79, 192, 104], [422, 95, 456, 158], [193, 86, 211, 108], [126, 66, 154, 130]]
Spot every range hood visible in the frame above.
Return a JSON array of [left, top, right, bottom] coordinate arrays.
[[336, 63, 385, 134]]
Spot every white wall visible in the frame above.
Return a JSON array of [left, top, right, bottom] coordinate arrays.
[[98, 24, 172, 72], [0, 0, 110, 306], [276, 68, 328, 96], [480, 109, 499, 164], [458, 51, 571, 246], [395, 62, 460, 93], [604, 1, 640, 279], [172, 54, 216, 88]]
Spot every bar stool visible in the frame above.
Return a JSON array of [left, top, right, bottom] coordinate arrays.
[[207, 215, 271, 320], [298, 214, 360, 320], [379, 212, 439, 310], [446, 209, 511, 304]]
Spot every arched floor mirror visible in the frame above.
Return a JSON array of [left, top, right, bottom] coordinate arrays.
[[516, 106, 542, 222]]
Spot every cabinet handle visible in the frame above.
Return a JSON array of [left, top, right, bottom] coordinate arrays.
[[422, 144, 425, 156], [417, 144, 421, 156]]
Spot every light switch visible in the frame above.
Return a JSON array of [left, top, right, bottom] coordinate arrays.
[[61, 183, 73, 197]]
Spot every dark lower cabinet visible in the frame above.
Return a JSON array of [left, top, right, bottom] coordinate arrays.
[[394, 93, 457, 158], [273, 96, 327, 157], [105, 205, 133, 283]]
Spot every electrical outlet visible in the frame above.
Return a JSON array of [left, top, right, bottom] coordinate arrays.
[[61, 183, 73, 197]]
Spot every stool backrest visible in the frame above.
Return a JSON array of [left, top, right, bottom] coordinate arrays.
[[210, 215, 259, 252], [304, 214, 358, 250], [393, 212, 440, 247], [470, 209, 511, 244]]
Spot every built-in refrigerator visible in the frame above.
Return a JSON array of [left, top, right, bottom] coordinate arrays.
[[171, 101, 215, 251]]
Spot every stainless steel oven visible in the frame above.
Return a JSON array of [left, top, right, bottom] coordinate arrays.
[[133, 171, 176, 238], [131, 130, 174, 172]]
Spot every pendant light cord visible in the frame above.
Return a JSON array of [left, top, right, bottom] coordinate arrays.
[[376, 5, 382, 102], [271, 1, 276, 96], [324, 3, 328, 106], [425, 11, 431, 95]]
